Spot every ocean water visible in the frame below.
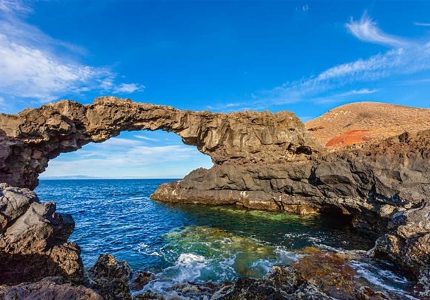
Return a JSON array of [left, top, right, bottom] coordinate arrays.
[[36, 179, 414, 297]]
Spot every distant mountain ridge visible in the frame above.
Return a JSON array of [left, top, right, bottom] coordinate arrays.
[[40, 176, 181, 180], [40, 175, 102, 180]]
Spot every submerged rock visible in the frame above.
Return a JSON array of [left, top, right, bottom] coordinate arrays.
[[162, 226, 280, 279], [135, 249, 397, 299], [211, 250, 395, 300]]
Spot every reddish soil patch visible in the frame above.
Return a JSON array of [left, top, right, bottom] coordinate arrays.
[[306, 102, 430, 149], [325, 130, 371, 148]]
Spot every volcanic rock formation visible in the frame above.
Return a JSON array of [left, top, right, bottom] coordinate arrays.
[[153, 130, 430, 288], [0, 183, 83, 285], [0, 97, 429, 298], [0, 277, 103, 300], [0, 96, 317, 189]]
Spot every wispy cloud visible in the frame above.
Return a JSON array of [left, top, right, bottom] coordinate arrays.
[[250, 13, 430, 107], [346, 13, 409, 48], [99, 137, 143, 147], [0, 0, 142, 105], [114, 83, 144, 94], [134, 134, 159, 142], [0, 0, 29, 14], [414, 22, 430, 27], [312, 88, 377, 104], [43, 137, 213, 178]]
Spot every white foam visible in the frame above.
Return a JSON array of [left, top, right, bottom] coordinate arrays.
[[177, 253, 206, 265], [158, 253, 209, 283], [275, 246, 300, 262], [250, 259, 273, 274], [350, 260, 417, 299], [134, 242, 162, 256]]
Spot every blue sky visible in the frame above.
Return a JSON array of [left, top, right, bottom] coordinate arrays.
[[1, 0, 430, 178]]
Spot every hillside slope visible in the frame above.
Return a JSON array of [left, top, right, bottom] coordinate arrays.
[[306, 102, 430, 148]]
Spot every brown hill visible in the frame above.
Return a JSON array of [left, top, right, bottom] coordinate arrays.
[[305, 102, 430, 149]]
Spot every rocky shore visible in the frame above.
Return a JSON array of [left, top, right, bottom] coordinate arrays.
[[0, 97, 429, 299]]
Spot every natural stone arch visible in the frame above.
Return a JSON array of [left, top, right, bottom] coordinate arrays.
[[0, 96, 318, 189]]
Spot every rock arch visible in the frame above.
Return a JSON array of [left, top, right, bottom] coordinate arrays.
[[0, 97, 429, 294], [0, 96, 318, 189]]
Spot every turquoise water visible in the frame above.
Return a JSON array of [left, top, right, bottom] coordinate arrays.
[[36, 179, 413, 296]]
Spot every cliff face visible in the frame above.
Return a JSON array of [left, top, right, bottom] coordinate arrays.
[[0, 97, 429, 297], [153, 130, 430, 282], [153, 131, 430, 220], [0, 96, 317, 189]]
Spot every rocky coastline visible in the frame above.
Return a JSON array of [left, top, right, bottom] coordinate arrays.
[[0, 97, 429, 299]]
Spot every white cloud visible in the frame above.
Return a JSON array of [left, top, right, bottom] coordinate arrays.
[[263, 48, 430, 105], [134, 134, 159, 142], [66, 137, 198, 163], [0, 0, 142, 103], [346, 14, 409, 48], [99, 137, 143, 147], [414, 22, 430, 27], [43, 138, 213, 178], [0, 0, 29, 14], [254, 14, 430, 106], [312, 89, 377, 104], [113, 83, 144, 94], [0, 33, 111, 101], [344, 88, 377, 95]]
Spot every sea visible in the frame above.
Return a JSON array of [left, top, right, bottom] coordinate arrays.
[[36, 179, 416, 298]]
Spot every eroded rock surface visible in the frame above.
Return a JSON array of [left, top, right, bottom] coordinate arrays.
[[0, 96, 317, 189], [0, 277, 103, 300], [88, 254, 132, 300], [0, 97, 429, 294], [153, 130, 430, 284], [136, 249, 398, 299], [0, 183, 83, 285]]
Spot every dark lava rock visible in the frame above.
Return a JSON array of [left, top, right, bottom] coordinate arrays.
[[212, 251, 391, 300], [153, 130, 430, 285], [0, 184, 83, 285], [0, 277, 103, 300], [0, 96, 316, 190], [130, 271, 155, 291], [133, 249, 399, 300], [88, 254, 132, 300], [0, 98, 429, 297]]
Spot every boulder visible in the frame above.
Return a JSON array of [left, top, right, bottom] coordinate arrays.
[[88, 254, 132, 300], [0, 277, 102, 300], [0, 184, 83, 285]]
